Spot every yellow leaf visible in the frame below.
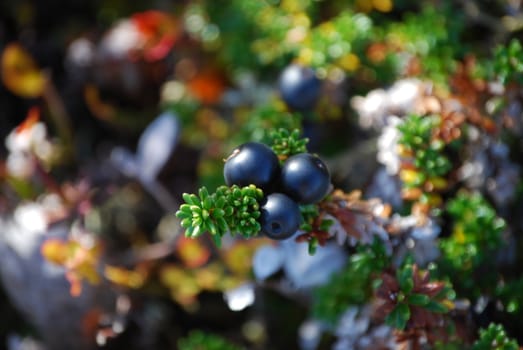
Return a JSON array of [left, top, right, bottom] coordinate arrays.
[[453, 224, 466, 244], [223, 242, 260, 276], [159, 264, 190, 288], [298, 48, 314, 66], [1, 43, 46, 98], [171, 283, 199, 306], [337, 53, 360, 72], [400, 169, 421, 184], [396, 144, 413, 157], [104, 265, 147, 289], [425, 177, 448, 191], [372, 0, 393, 13], [160, 264, 201, 305], [355, 0, 373, 13], [198, 263, 230, 288], [221, 276, 243, 291], [423, 193, 443, 207], [41, 238, 67, 265], [77, 262, 101, 286], [42, 237, 102, 296]]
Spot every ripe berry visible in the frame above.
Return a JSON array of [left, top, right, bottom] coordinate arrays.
[[260, 193, 301, 240], [224, 142, 280, 191], [278, 64, 321, 111], [280, 153, 330, 204]]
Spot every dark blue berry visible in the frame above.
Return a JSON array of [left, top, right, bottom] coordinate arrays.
[[224, 142, 280, 191], [280, 153, 330, 204], [278, 64, 321, 111], [260, 193, 301, 240]]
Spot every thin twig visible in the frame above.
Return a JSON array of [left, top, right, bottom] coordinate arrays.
[[42, 73, 75, 159]]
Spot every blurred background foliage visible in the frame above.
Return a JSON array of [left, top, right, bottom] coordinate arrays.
[[1, 0, 523, 349]]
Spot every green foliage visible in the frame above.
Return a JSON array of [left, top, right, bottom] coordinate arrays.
[[7, 0, 523, 347], [196, 1, 376, 73], [438, 192, 506, 297], [297, 203, 320, 233], [388, 5, 460, 57], [471, 324, 519, 350], [386, 302, 410, 330], [384, 258, 454, 331], [176, 185, 263, 246], [433, 340, 467, 350], [398, 114, 452, 178], [166, 101, 209, 147], [178, 330, 244, 350], [232, 104, 302, 147], [215, 185, 264, 238], [301, 11, 373, 71], [188, 1, 465, 87], [312, 240, 390, 324], [383, 4, 464, 84], [269, 128, 309, 160], [198, 0, 318, 71], [493, 39, 523, 86], [441, 192, 506, 269], [495, 277, 523, 315], [295, 203, 334, 255]]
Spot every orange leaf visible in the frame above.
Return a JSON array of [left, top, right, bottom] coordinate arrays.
[[187, 69, 226, 104], [82, 308, 104, 339], [16, 106, 40, 134], [1, 43, 46, 98], [175, 236, 211, 268], [66, 270, 83, 297], [131, 11, 180, 61], [84, 84, 116, 121]]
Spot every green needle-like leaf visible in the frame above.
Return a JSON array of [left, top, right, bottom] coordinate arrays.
[[212, 208, 224, 219], [203, 197, 213, 210], [181, 218, 192, 228], [199, 187, 209, 200]]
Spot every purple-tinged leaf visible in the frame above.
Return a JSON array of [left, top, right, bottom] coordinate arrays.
[[281, 237, 347, 288], [110, 147, 138, 177], [136, 111, 180, 181], [252, 245, 284, 281]]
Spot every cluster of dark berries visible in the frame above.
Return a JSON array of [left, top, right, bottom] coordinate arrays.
[[224, 142, 331, 240]]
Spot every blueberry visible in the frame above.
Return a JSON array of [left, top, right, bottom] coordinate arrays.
[[224, 142, 280, 190], [280, 153, 330, 204], [260, 193, 301, 240], [278, 64, 321, 111]]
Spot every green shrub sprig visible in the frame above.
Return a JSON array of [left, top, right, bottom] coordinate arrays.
[[471, 323, 519, 350], [176, 185, 263, 246], [178, 330, 244, 350], [312, 240, 390, 323]]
